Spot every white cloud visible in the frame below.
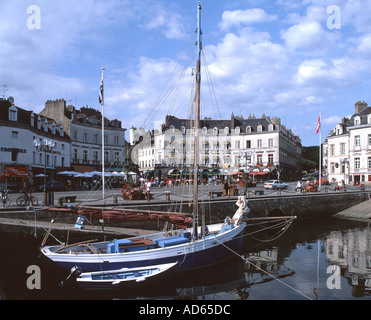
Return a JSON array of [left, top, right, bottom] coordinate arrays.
[[219, 8, 277, 30]]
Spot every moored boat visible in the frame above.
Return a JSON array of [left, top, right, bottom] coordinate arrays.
[[75, 262, 178, 289]]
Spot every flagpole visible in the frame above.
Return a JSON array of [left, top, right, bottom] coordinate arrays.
[[100, 68, 105, 204], [318, 113, 321, 191]]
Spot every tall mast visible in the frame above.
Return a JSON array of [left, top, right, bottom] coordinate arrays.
[[193, 2, 202, 235], [100, 68, 105, 204]]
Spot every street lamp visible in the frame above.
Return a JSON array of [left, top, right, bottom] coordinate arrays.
[[33, 138, 55, 204]]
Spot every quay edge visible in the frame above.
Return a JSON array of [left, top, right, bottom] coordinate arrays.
[[0, 191, 370, 238]]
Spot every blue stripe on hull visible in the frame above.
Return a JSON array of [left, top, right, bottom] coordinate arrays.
[[50, 229, 245, 273]]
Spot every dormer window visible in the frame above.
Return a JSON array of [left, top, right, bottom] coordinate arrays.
[[257, 124, 263, 132], [60, 124, 64, 137], [246, 126, 252, 133], [213, 127, 218, 134], [44, 119, 48, 132], [268, 124, 274, 132], [37, 116, 41, 129], [180, 126, 185, 134], [202, 127, 207, 134], [235, 126, 240, 134], [9, 105, 17, 121], [224, 127, 229, 134], [52, 122, 56, 134], [169, 125, 175, 133], [30, 113, 35, 126], [354, 116, 360, 126]]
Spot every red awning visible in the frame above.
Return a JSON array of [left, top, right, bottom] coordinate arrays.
[[4, 166, 30, 177], [249, 171, 268, 176]]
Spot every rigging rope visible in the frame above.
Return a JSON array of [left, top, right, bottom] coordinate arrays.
[[214, 217, 313, 300]]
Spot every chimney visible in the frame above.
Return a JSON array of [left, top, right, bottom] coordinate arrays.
[[355, 101, 367, 114]]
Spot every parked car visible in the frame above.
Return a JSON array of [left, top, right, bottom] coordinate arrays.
[[38, 181, 66, 191], [264, 180, 288, 190]]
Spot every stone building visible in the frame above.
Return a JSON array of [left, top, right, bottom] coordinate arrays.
[[40, 99, 127, 173], [0, 97, 70, 189], [324, 101, 371, 186], [133, 113, 302, 181]]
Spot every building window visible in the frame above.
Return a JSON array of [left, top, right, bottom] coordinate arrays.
[[73, 149, 78, 161], [235, 127, 240, 134], [60, 125, 64, 137], [368, 157, 371, 169], [44, 119, 48, 132], [11, 150, 18, 161], [257, 139, 262, 148], [246, 140, 251, 148], [94, 134, 98, 143], [268, 154, 273, 164], [52, 122, 56, 134], [104, 151, 109, 163], [257, 125, 262, 132], [224, 127, 229, 134], [213, 127, 218, 134], [268, 138, 273, 147], [368, 134, 371, 146], [202, 127, 207, 134], [331, 162, 335, 174], [114, 152, 120, 162], [246, 126, 251, 133], [355, 135, 360, 147], [94, 151, 98, 163], [83, 150, 87, 163], [30, 113, 34, 126], [355, 157, 360, 169], [61, 157, 65, 167], [235, 141, 240, 149], [37, 116, 41, 129], [257, 154, 262, 164], [268, 124, 274, 131], [114, 136, 119, 145], [181, 126, 186, 134], [330, 144, 335, 156], [12, 131, 18, 139], [340, 143, 345, 155], [9, 108, 17, 121]]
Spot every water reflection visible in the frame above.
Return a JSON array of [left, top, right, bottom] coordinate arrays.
[[1, 217, 371, 300], [326, 226, 371, 297]]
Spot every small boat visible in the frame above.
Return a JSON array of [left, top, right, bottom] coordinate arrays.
[[75, 262, 178, 289]]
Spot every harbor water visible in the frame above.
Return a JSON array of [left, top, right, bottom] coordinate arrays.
[[0, 214, 370, 300]]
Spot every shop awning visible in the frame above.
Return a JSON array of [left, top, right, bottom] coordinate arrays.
[[72, 165, 95, 173], [4, 166, 30, 177]]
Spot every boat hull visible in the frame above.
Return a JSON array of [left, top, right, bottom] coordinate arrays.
[[41, 222, 246, 273], [76, 262, 179, 290]]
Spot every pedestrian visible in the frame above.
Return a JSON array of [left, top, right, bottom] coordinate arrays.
[[223, 180, 229, 198], [145, 180, 151, 202]]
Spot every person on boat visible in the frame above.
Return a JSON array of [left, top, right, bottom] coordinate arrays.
[[145, 180, 151, 202], [232, 196, 248, 225]]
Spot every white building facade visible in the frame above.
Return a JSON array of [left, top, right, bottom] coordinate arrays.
[[0, 97, 70, 189], [324, 101, 371, 186], [133, 113, 302, 181]]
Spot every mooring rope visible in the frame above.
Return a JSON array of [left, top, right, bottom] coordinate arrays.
[[215, 220, 314, 300]]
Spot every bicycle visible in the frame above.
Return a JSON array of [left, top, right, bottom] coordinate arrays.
[[1, 189, 11, 207], [16, 191, 38, 207]]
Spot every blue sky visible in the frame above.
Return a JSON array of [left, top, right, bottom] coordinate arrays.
[[1, 0, 371, 146]]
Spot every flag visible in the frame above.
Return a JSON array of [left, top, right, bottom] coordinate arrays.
[[316, 114, 321, 134], [99, 68, 104, 105]]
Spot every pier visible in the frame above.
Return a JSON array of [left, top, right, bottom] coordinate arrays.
[[0, 183, 370, 240]]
